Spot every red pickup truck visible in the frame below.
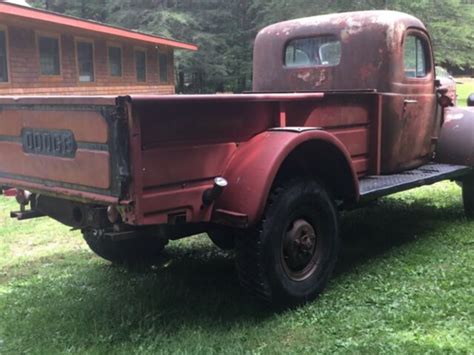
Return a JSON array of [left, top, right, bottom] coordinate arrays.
[[1, 10, 474, 306]]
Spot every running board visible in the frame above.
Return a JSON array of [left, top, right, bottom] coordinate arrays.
[[359, 163, 472, 201]]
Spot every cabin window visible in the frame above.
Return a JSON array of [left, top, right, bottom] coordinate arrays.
[[38, 35, 61, 76], [0, 30, 7, 82], [108, 46, 122, 77], [76, 41, 94, 82], [285, 36, 341, 68], [404, 34, 429, 78], [159, 52, 168, 83], [135, 50, 146, 82]]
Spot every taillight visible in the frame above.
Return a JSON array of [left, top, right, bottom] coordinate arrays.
[[16, 189, 32, 206]]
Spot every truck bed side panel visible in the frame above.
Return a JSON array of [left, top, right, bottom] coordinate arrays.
[[138, 101, 275, 189], [125, 93, 379, 225], [285, 93, 380, 176]]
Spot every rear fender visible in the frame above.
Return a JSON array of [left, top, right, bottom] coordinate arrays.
[[214, 129, 359, 227], [436, 107, 474, 166]]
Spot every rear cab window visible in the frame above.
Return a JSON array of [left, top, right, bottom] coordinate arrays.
[[285, 36, 341, 68]]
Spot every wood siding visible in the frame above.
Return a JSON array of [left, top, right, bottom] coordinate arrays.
[[0, 22, 175, 95]]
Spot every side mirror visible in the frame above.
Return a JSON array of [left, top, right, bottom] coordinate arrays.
[[437, 86, 448, 95], [437, 86, 453, 108], [468, 93, 474, 107]]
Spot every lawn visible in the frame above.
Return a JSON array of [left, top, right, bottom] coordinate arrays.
[[457, 78, 474, 106], [0, 182, 473, 354]]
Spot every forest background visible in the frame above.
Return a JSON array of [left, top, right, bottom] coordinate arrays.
[[29, 0, 474, 93]]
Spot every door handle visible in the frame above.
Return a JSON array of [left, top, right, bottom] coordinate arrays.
[[404, 99, 418, 104]]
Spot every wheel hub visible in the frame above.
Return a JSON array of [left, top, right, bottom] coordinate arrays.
[[282, 219, 319, 281]]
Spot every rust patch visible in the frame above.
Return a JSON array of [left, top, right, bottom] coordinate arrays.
[[314, 69, 327, 87], [331, 127, 370, 157], [296, 69, 327, 87]]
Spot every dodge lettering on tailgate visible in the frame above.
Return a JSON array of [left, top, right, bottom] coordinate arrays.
[[22, 128, 77, 158]]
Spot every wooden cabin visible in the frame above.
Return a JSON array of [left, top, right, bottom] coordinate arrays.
[[0, 1, 197, 95]]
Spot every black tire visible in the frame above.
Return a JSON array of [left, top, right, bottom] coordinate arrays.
[[462, 178, 474, 218], [207, 227, 236, 250], [82, 229, 167, 265], [235, 179, 340, 307]]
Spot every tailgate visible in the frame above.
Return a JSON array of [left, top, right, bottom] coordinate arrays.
[[0, 96, 130, 203]]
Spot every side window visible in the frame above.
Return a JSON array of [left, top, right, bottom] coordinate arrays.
[[0, 30, 8, 82], [285, 36, 341, 68], [159, 52, 168, 83], [38, 34, 61, 76], [76, 41, 94, 82], [108, 46, 122, 77], [135, 50, 146, 82], [404, 34, 430, 78]]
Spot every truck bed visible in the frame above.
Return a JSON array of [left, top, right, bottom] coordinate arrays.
[[0, 92, 379, 226]]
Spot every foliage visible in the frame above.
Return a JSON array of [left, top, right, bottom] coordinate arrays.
[[28, 0, 474, 92], [1, 182, 473, 353]]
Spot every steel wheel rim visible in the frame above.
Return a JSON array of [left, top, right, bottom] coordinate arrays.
[[281, 218, 320, 281]]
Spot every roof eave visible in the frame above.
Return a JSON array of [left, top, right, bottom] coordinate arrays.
[[0, 2, 198, 51]]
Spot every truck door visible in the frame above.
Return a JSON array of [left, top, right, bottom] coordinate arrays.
[[398, 30, 437, 169]]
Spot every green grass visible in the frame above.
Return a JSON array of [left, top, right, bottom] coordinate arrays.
[[1, 182, 473, 354], [457, 78, 474, 106]]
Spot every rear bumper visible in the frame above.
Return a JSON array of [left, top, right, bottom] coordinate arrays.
[[0, 177, 119, 204]]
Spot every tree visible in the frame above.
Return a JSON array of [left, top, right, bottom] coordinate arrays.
[[28, 0, 474, 92]]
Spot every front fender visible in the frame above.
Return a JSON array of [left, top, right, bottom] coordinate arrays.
[[436, 107, 474, 166], [214, 129, 359, 227]]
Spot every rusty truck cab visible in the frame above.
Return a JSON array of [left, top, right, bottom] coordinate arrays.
[[253, 10, 438, 174]]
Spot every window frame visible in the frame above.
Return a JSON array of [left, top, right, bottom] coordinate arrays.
[[75, 37, 96, 84], [283, 35, 342, 69], [107, 43, 123, 78], [0, 25, 10, 85], [402, 30, 433, 80], [36, 31, 62, 78], [134, 47, 147, 83]]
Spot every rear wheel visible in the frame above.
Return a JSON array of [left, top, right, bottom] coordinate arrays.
[[235, 179, 340, 306], [82, 228, 167, 265]]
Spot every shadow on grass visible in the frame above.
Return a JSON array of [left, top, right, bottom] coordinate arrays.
[[336, 197, 464, 274], [1, 196, 467, 350]]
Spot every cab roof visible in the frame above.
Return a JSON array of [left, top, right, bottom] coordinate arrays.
[[259, 10, 426, 37], [253, 10, 431, 93]]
